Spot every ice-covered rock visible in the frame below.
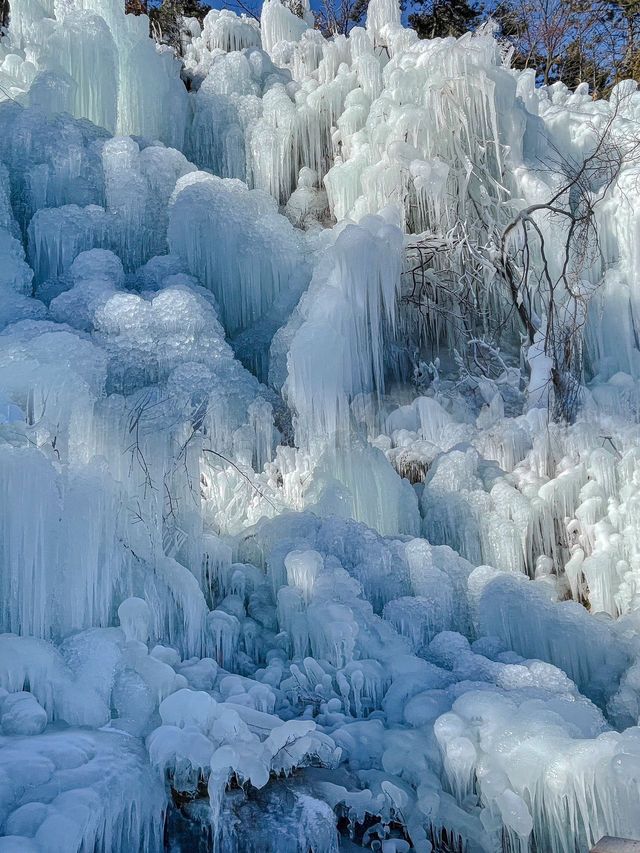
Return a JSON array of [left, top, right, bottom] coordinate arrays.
[[0, 691, 47, 735]]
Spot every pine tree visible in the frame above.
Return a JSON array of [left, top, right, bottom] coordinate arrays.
[[408, 0, 483, 40]]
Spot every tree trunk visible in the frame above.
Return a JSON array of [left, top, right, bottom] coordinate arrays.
[[1, 0, 10, 31]]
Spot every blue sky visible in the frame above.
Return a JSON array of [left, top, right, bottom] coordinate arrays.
[[165, 0, 486, 25]]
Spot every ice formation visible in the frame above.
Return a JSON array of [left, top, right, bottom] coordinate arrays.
[[1, 0, 640, 851]]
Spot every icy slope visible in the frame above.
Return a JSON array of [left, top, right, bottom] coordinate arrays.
[[1, 0, 640, 851]]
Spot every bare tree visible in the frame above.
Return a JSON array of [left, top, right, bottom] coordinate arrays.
[[492, 0, 640, 92], [497, 104, 640, 420], [313, 0, 370, 36], [492, 0, 602, 86], [400, 97, 640, 422]]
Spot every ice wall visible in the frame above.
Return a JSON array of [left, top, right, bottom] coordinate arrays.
[[168, 171, 306, 336], [1, 0, 640, 851], [2, 0, 188, 144], [282, 211, 402, 446]]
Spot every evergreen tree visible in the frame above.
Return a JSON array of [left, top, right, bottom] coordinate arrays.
[[408, 0, 483, 40]]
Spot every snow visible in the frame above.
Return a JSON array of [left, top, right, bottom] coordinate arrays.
[[1, 0, 640, 850]]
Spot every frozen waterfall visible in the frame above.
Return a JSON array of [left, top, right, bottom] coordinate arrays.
[[1, 0, 640, 851]]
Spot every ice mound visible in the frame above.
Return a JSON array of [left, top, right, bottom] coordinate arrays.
[[0, 729, 166, 852], [168, 171, 307, 336]]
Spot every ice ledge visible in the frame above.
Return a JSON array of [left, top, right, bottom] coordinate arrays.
[[592, 839, 640, 852]]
